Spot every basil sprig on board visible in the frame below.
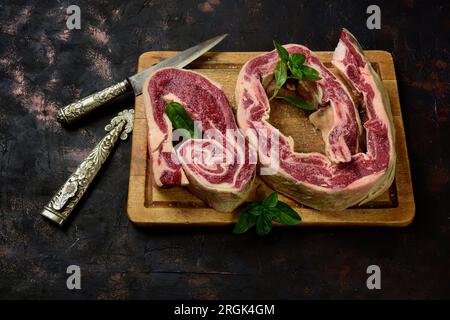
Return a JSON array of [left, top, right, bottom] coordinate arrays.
[[269, 40, 321, 110], [165, 101, 195, 138], [233, 192, 302, 235]]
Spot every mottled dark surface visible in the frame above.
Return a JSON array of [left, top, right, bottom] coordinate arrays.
[[0, 0, 449, 299]]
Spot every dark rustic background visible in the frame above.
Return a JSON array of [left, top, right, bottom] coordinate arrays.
[[0, 0, 449, 299]]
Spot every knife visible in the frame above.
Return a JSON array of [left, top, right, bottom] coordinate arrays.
[[42, 109, 135, 226], [56, 34, 228, 126]]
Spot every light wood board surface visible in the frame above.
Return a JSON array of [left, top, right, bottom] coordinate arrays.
[[127, 51, 415, 227]]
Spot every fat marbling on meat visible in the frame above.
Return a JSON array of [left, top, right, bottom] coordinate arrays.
[[235, 29, 396, 211], [143, 68, 256, 212]]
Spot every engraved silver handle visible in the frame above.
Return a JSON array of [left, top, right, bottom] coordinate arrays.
[[56, 80, 131, 126], [41, 109, 134, 226]]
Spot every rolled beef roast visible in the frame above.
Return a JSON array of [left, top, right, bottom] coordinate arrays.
[[143, 68, 256, 212], [235, 29, 396, 211]]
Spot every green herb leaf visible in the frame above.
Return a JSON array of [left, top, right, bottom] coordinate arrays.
[[274, 201, 302, 225], [273, 40, 289, 62], [233, 212, 257, 234], [232, 192, 302, 235], [276, 95, 315, 110], [289, 63, 303, 81], [290, 53, 306, 66], [270, 60, 288, 100], [263, 191, 278, 208], [270, 40, 321, 106], [265, 207, 281, 220], [247, 203, 264, 216], [301, 65, 322, 81], [287, 54, 306, 81], [165, 102, 195, 138], [256, 215, 272, 235], [275, 211, 301, 225], [276, 201, 301, 220]]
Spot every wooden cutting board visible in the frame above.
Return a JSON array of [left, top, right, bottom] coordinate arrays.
[[127, 51, 415, 227]]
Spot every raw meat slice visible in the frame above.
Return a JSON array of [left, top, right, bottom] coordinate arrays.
[[143, 68, 256, 212], [332, 28, 396, 203], [235, 30, 396, 210]]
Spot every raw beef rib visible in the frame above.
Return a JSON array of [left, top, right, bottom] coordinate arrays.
[[143, 68, 256, 212], [235, 29, 396, 211]]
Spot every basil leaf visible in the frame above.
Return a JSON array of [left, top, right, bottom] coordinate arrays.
[[262, 192, 278, 208], [303, 74, 321, 81], [273, 40, 289, 62], [270, 60, 287, 100], [288, 54, 306, 80], [242, 202, 263, 216], [265, 207, 280, 220], [275, 212, 301, 225], [233, 212, 257, 234], [232, 192, 302, 235], [290, 53, 306, 66], [276, 201, 302, 220], [276, 95, 315, 110], [274, 201, 301, 225], [301, 65, 322, 81], [289, 63, 303, 81], [166, 102, 195, 138], [256, 215, 272, 235]]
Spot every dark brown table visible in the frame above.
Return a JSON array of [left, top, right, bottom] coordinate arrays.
[[0, 0, 449, 299]]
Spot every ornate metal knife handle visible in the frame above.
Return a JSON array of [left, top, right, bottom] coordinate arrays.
[[41, 109, 134, 226], [56, 80, 131, 126]]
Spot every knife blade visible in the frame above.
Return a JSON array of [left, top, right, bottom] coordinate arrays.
[[128, 34, 227, 95], [56, 34, 228, 126]]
